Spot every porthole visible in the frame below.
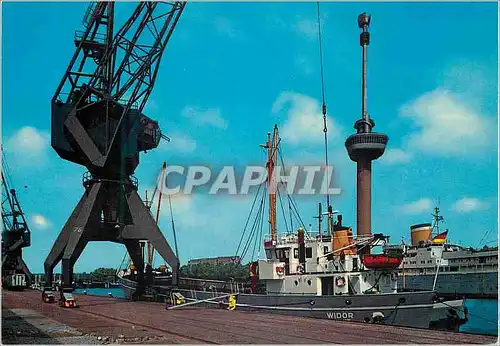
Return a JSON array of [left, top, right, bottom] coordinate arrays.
[[345, 299, 352, 305], [307, 280, 312, 286], [294, 280, 298, 286]]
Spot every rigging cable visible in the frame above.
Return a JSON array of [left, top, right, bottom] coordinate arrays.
[[241, 188, 266, 261], [276, 186, 290, 235], [277, 143, 307, 233], [166, 180, 180, 261], [275, 142, 291, 235], [278, 143, 294, 232], [316, 2, 331, 216], [252, 193, 266, 261], [234, 183, 263, 260]]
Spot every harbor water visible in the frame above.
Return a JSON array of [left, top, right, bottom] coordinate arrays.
[[73, 288, 498, 336]]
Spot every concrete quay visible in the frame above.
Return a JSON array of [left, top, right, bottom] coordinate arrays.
[[2, 290, 497, 344]]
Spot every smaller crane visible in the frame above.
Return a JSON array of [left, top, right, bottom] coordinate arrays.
[[1, 149, 32, 289]]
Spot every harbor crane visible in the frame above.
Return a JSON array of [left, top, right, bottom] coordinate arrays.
[[2, 150, 32, 288], [44, 1, 185, 291]]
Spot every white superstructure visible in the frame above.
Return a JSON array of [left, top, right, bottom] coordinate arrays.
[[255, 217, 401, 297]]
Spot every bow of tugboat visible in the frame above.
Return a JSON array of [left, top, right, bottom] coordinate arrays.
[[429, 295, 469, 332]]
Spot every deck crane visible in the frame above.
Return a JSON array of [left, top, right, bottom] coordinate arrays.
[[1, 149, 32, 288], [44, 1, 186, 291]]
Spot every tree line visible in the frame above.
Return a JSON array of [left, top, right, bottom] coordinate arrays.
[[75, 262, 252, 282], [180, 262, 250, 281]]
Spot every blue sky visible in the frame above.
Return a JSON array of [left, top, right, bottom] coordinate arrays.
[[2, 1, 498, 273]]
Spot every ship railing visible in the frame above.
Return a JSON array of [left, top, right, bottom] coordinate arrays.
[[264, 232, 329, 245], [265, 232, 386, 246]]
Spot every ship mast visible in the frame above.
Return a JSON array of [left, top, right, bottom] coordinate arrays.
[[263, 125, 279, 242], [431, 204, 444, 237]]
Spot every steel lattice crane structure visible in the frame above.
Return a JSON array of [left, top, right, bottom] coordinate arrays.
[[2, 150, 32, 288], [44, 1, 185, 290]]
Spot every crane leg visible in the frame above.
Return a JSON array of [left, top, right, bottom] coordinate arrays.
[[61, 236, 89, 287], [43, 191, 89, 287], [44, 182, 104, 288], [125, 190, 179, 285], [17, 257, 32, 286], [61, 182, 104, 287]]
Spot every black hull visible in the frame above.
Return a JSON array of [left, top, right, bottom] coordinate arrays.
[[172, 289, 467, 332], [116, 277, 467, 332]]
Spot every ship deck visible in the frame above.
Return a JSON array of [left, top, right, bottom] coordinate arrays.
[[2, 290, 496, 344]]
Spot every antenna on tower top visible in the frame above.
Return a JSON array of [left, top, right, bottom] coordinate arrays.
[[358, 12, 372, 133]]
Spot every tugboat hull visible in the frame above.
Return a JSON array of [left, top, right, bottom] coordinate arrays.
[[117, 277, 466, 331], [173, 289, 467, 332]]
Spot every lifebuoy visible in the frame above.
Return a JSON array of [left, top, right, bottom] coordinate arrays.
[[296, 264, 304, 274], [335, 276, 346, 287], [275, 266, 284, 275]]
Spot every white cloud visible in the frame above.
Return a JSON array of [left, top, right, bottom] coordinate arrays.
[[144, 99, 159, 113], [294, 55, 314, 75], [293, 14, 327, 40], [397, 198, 433, 215], [294, 19, 318, 39], [400, 89, 495, 156], [182, 106, 228, 130], [380, 148, 413, 165], [160, 132, 196, 153], [452, 197, 489, 213], [439, 61, 497, 102], [213, 17, 238, 38], [4, 127, 50, 166], [272, 92, 340, 145], [31, 214, 51, 230], [146, 190, 200, 227]]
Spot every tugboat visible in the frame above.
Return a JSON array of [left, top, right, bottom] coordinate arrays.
[[173, 216, 467, 331], [170, 123, 468, 332]]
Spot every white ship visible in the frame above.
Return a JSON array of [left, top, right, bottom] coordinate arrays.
[[398, 207, 498, 298]]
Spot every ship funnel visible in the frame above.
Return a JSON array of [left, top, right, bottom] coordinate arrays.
[[410, 223, 432, 246]]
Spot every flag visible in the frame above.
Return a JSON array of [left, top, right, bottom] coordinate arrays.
[[432, 230, 448, 244]]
